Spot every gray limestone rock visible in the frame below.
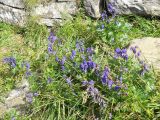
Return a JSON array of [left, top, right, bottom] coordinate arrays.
[[0, 0, 24, 8], [0, 78, 29, 117], [0, 0, 77, 26], [0, 4, 26, 26], [110, 0, 160, 16], [84, 0, 100, 18]]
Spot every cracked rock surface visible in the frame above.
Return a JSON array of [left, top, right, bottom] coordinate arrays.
[[0, 0, 77, 26]]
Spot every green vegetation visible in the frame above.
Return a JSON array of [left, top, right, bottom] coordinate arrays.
[[24, 0, 52, 9], [0, 13, 160, 120], [123, 15, 160, 38]]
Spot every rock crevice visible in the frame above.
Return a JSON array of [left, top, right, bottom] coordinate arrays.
[[0, 2, 24, 10]]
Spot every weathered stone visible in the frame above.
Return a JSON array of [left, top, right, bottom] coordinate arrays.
[[5, 90, 26, 108], [0, 103, 7, 116], [84, 0, 100, 18], [110, 0, 160, 17], [5, 78, 29, 108], [0, 0, 24, 8], [0, 4, 26, 26], [38, 18, 62, 27], [32, 2, 77, 26], [33, 2, 77, 19], [129, 37, 160, 70], [0, 78, 29, 117], [0, 1, 77, 26]]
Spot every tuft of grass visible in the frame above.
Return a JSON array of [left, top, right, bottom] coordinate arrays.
[[22, 16, 49, 49], [55, 14, 100, 47], [118, 15, 160, 39]]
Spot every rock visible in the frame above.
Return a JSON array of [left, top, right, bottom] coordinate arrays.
[[0, 1, 77, 26], [32, 2, 76, 24], [5, 89, 26, 108], [0, 0, 24, 8], [129, 37, 160, 70], [0, 78, 29, 117], [0, 103, 7, 116], [32, 1, 77, 26], [110, 0, 160, 17], [84, 0, 100, 18], [5, 78, 29, 107], [38, 18, 62, 27], [0, 4, 26, 26]]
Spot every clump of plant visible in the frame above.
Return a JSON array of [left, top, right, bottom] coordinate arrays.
[[3, 32, 153, 119], [97, 3, 132, 49], [1, 2, 159, 120], [23, 16, 49, 49]]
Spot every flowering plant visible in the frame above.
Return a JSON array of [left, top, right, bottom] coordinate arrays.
[[97, 3, 132, 49], [22, 32, 156, 119]]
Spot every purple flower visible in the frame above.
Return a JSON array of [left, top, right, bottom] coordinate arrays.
[[26, 62, 30, 71], [88, 80, 95, 86], [114, 48, 128, 60], [101, 11, 108, 20], [114, 86, 121, 91], [87, 60, 96, 70], [107, 3, 115, 15], [121, 49, 127, 54], [140, 63, 149, 76], [47, 77, 52, 84], [70, 50, 76, 60], [48, 43, 53, 54], [66, 77, 71, 85], [22, 62, 31, 78], [82, 80, 88, 86], [86, 47, 94, 55], [26, 71, 31, 77], [76, 40, 84, 52], [48, 32, 57, 44], [80, 60, 88, 73], [33, 92, 39, 97], [137, 51, 141, 57], [3, 57, 16, 68], [60, 56, 66, 65], [101, 24, 105, 29], [82, 80, 94, 87], [86, 86, 106, 107], [101, 77, 107, 85], [130, 46, 141, 58], [115, 48, 121, 54], [55, 56, 59, 62], [101, 67, 110, 85], [130, 46, 136, 54], [61, 66, 65, 71], [108, 80, 114, 89]]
